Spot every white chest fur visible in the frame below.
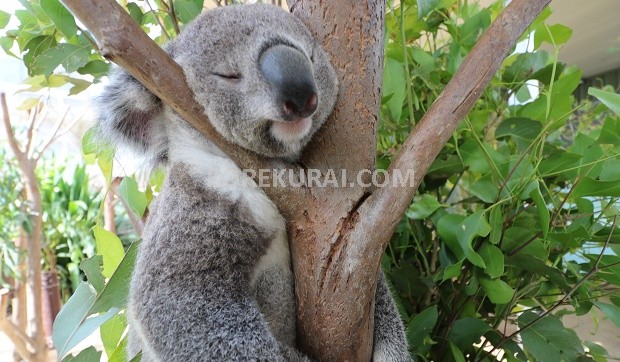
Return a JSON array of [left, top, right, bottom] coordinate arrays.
[[167, 122, 291, 288]]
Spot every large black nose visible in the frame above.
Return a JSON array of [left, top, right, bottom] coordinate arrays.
[[259, 44, 318, 120]]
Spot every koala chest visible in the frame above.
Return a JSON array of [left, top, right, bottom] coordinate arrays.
[[165, 147, 296, 345]]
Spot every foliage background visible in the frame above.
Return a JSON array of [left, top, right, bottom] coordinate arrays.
[[0, 0, 619, 361]]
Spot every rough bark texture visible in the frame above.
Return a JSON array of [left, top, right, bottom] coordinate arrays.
[[286, 1, 385, 359], [61, 0, 551, 360]]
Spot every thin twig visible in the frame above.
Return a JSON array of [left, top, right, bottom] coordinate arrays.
[[109, 177, 145, 236], [34, 108, 70, 164], [167, 0, 181, 35], [1, 93, 25, 159], [145, 0, 171, 40], [24, 104, 39, 157]]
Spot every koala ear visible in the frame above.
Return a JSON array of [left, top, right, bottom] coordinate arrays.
[[95, 69, 168, 163]]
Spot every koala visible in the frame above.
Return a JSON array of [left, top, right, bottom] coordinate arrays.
[[96, 3, 409, 361]]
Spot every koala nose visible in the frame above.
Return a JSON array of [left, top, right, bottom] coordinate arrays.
[[259, 44, 318, 120]]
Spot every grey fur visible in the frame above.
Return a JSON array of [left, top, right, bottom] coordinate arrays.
[[96, 4, 409, 361]]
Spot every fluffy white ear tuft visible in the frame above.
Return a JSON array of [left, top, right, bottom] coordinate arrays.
[[94, 69, 169, 164]]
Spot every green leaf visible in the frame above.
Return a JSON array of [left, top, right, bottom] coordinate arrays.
[[129, 351, 142, 362], [0, 10, 11, 29], [534, 23, 572, 48], [406, 194, 441, 219], [489, 207, 503, 245], [529, 181, 550, 238], [383, 57, 407, 121], [61, 346, 102, 362], [470, 173, 498, 203], [98, 146, 114, 184], [40, 0, 78, 39], [479, 277, 514, 304], [77, 59, 110, 77], [589, 88, 620, 116], [407, 305, 438, 352], [94, 225, 125, 278], [573, 177, 620, 197], [126, 3, 144, 23], [437, 214, 466, 261], [100, 314, 127, 357], [92, 240, 140, 313], [417, 0, 441, 18], [23, 35, 58, 76], [460, 8, 491, 48], [118, 177, 147, 218], [531, 62, 565, 86], [538, 152, 581, 177], [82, 127, 100, 156], [460, 140, 508, 174], [79, 255, 105, 293], [495, 117, 542, 141], [517, 312, 584, 361], [505, 254, 569, 290], [457, 211, 489, 268], [108, 335, 128, 362], [52, 282, 117, 358], [443, 260, 463, 280], [411, 47, 435, 75], [597, 117, 620, 144], [53, 241, 140, 359], [584, 340, 610, 362], [0, 36, 16, 57], [174, 0, 204, 23], [17, 97, 40, 111], [593, 302, 620, 329], [67, 77, 92, 95], [30, 43, 90, 75], [448, 317, 491, 350], [479, 243, 504, 278], [449, 341, 465, 362]]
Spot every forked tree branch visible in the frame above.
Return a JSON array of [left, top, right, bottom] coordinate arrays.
[[287, 0, 550, 359]]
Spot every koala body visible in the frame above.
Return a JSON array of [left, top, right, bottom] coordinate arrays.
[[97, 4, 409, 361]]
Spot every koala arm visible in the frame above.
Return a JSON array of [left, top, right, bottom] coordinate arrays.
[[373, 271, 411, 362]]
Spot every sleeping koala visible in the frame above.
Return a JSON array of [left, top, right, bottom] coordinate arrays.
[[96, 3, 409, 361]]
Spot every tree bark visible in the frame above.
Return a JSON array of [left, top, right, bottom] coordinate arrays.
[[286, 1, 385, 359], [1, 94, 48, 362], [60, 0, 551, 360]]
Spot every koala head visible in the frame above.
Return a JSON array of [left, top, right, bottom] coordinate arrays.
[[96, 4, 338, 162]]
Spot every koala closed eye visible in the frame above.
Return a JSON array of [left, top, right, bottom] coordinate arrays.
[[211, 72, 242, 82]]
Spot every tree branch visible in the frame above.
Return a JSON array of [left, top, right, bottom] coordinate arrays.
[[1, 289, 36, 362], [346, 0, 552, 306], [1, 94, 25, 161]]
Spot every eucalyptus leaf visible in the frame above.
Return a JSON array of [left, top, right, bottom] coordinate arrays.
[[40, 0, 77, 39], [518, 312, 584, 361], [30, 43, 90, 75]]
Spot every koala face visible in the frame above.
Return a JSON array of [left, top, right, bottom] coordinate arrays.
[[171, 4, 338, 159]]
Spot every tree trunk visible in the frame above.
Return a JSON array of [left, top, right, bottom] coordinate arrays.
[[23, 165, 49, 362], [286, 1, 385, 359], [12, 229, 28, 362], [1, 94, 49, 362]]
